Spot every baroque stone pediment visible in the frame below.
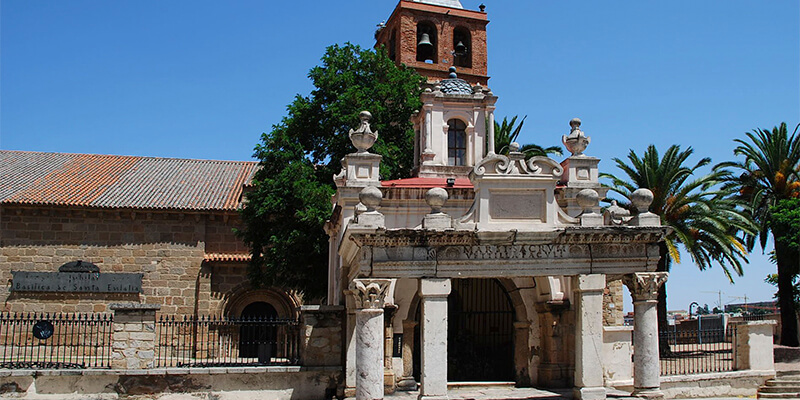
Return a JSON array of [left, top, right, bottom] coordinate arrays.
[[472, 153, 563, 179]]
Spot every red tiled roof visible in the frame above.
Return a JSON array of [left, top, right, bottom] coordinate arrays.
[[381, 177, 473, 188], [0, 150, 257, 211]]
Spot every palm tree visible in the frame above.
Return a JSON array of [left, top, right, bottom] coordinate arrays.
[[493, 116, 562, 158], [602, 145, 756, 354], [716, 122, 800, 347]]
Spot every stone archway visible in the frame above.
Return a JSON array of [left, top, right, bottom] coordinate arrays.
[[408, 278, 533, 385], [220, 286, 299, 319], [447, 278, 515, 381]]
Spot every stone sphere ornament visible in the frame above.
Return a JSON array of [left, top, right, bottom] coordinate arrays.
[[425, 187, 449, 214], [509, 142, 521, 153], [348, 111, 378, 153], [631, 188, 654, 213], [359, 186, 383, 211], [576, 188, 600, 213]]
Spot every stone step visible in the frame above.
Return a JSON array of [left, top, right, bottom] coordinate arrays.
[[766, 379, 800, 386], [447, 381, 516, 390], [759, 385, 800, 393], [777, 370, 800, 379], [758, 393, 800, 399]]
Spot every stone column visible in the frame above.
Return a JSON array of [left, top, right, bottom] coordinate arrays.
[[572, 274, 606, 400], [396, 320, 419, 391], [109, 303, 160, 370], [623, 272, 668, 399], [422, 105, 435, 165], [350, 279, 394, 400], [487, 108, 496, 155], [418, 278, 451, 400]]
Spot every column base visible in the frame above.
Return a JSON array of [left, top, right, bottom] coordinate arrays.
[[418, 395, 448, 400], [343, 387, 356, 398], [631, 388, 664, 399], [573, 386, 606, 400], [396, 376, 418, 391]]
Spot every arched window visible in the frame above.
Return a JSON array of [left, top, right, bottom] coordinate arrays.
[[416, 22, 437, 63], [448, 119, 467, 166], [453, 27, 471, 68]]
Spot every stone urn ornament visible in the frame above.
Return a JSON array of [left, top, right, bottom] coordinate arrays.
[[349, 111, 378, 153], [562, 118, 591, 157]]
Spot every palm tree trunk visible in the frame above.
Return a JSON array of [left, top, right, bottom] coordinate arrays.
[[657, 242, 672, 356], [776, 243, 800, 347]]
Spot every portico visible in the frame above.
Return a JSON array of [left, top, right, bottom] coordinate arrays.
[[327, 103, 669, 399]]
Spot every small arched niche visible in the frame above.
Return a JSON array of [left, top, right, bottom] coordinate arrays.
[[453, 27, 471, 68], [416, 22, 437, 64]]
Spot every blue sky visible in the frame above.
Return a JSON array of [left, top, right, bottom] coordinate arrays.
[[2, 1, 799, 312]]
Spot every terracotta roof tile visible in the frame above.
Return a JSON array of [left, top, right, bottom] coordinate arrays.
[[0, 150, 257, 211]]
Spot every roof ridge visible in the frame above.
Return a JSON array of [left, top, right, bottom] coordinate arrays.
[[0, 149, 257, 165]]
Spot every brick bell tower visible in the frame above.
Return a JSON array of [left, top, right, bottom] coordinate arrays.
[[375, 0, 489, 86]]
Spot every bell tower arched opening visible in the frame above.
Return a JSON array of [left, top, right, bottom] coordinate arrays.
[[453, 27, 471, 68], [416, 22, 437, 63]]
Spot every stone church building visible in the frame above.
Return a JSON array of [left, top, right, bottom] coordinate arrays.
[[0, 151, 300, 319]]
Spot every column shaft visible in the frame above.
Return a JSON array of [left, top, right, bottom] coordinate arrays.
[[487, 110, 496, 154], [632, 298, 660, 390], [357, 309, 385, 400], [623, 272, 668, 400], [418, 278, 451, 400], [572, 274, 606, 400]]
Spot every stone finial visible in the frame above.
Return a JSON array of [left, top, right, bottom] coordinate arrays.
[[425, 187, 448, 214], [349, 111, 378, 153], [448, 66, 458, 78], [423, 187, 452, 230], [576, 188, 599, 214], [359, 186, 382, 212], [629, 188, 660, 227], [562, 117, 591, 157], [622, 272, 668, 302], [350, 279, 393, 309], [631, 188, 654, 213], [509, 142, 521, 153], [577, 188, 603, 226]]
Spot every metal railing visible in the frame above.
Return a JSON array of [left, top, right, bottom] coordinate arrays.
[[156, 315, 300, 367], [0, 313, 113, 369], [659, 325, 736, 375]]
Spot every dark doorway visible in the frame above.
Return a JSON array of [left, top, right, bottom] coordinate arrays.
[[413, 279, 515, 382], [238, 301, 278, 361]]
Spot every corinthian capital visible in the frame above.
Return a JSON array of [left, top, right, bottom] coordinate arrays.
[[349, 279, 394, 310], [623, 272, 668, 302]]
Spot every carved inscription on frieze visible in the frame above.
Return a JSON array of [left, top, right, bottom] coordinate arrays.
[[436, 244, 570, 261]]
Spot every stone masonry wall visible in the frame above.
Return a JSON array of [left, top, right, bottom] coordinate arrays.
[[0, 206, 246, 316]]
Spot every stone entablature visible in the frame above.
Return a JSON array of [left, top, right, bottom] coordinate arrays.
[[341, 228, 665, 282]]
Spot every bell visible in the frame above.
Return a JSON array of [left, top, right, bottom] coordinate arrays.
[[418, 33, 433, 49], [454, 40, 467, 55]]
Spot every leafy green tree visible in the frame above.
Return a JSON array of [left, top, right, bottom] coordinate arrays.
[[493, 116, 562, 158], [238, 43, 424, 300], [602, 145, 756, 353], [717, 123, 800, 346]]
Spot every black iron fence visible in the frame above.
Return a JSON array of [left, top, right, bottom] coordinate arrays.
[[155, 315, 300, 367], [0, 312, 113, 369], [659, 325, 736, 375]]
